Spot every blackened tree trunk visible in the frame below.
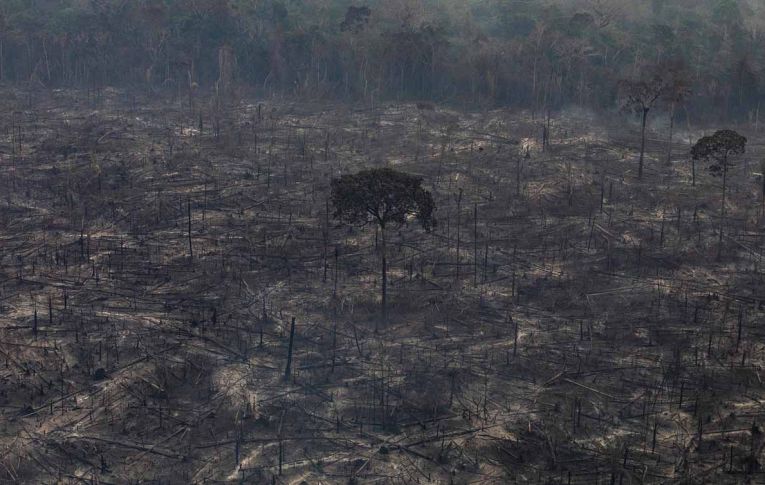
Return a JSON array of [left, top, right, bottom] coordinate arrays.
[[667, 102, 675, 165], [380, 224, 387, 324], [284, 317, 296, 381], [718, 152, 729, 261], [639, 107, 649, 179], [187, 199, 193, 260]]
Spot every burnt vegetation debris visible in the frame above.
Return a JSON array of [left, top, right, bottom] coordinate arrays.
[[1, 0, 765, 484]]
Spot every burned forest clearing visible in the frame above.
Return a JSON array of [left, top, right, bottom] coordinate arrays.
[[2, 88, 765, 484]]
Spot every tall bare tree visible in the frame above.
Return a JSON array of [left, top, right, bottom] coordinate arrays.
[[620, 72, 668, 178]]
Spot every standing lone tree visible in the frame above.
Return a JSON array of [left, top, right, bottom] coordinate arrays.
[[691, 129, 747, 260], [331, 168, 435, 323], [619, 72, 668, 179]]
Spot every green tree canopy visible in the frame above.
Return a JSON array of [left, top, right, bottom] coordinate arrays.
[[330, 168, 435, 231]]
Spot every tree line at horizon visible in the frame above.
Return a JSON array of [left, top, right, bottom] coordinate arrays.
[[0, 0, 763, 123]]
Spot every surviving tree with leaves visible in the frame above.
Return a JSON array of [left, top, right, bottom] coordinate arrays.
[[691, 129, 747, 260], [330, 168, 435, 323]]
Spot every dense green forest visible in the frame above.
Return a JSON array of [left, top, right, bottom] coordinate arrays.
[[1, 0, 763, 121]]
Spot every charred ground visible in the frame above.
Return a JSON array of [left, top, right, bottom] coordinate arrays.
[[1, 89, 765, 483]]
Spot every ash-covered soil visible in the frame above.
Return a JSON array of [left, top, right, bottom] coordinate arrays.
[[1, 88, 765, 483]]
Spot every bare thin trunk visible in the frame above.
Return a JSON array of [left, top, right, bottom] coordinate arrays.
[[718, 155, 728, 260], [43, 37, 51, 82], [380, 224, 387, 324], [474, 203, 478, 286], [284, 317, 296, 381], [639, 108, 648, 179], [456, 189, 463, 277], [667, 103, 675, 165], [761, 167, 765, 221], [187, 199, 193, 260]]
